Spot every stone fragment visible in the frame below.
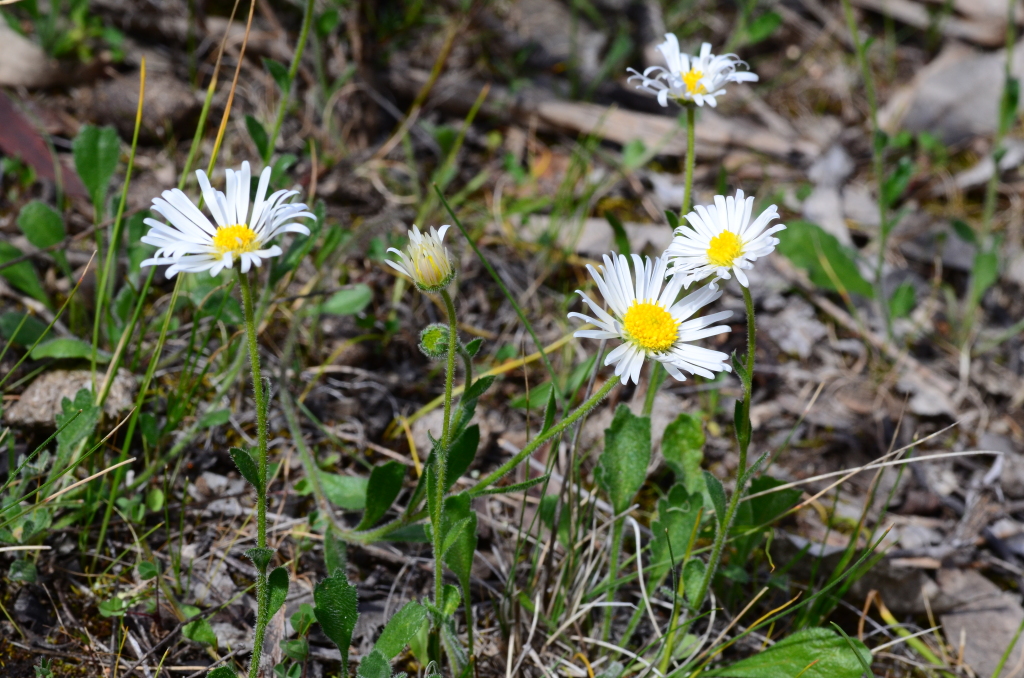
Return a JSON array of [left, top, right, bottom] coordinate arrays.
[[940, 569, 1024, 678], [4, 369, 136, 426], [90, 72, 200, 142]]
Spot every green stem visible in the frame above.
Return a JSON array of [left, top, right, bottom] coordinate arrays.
[[601, 519, 625, 643], [239, 270, 271, 678], [682, 105, 696, 216], [265, 0, 316, 162], [658, 570, 686, 674], [470, 376, 619, 495], [434, 289, 459, 612], [678, 288, 756, 637], [642, 105, 695, 417]]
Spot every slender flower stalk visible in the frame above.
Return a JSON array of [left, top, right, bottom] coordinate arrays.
[[435, 289, 459, 611]]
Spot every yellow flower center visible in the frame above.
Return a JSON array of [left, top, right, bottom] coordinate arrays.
[[212, 224, 259, 256], [707, 231, 743, 268], [413, 253, 450, 288], [623, 301, 678, 353], [683, 68, 706, 95]]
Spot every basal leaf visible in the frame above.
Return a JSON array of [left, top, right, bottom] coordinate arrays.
[[705, 627, 871, 678], [31, 337, 111, 362], [595, 405, 651, 514], [0, 242, 49, 306], [322, 285, 372, 315], [661, 412, 705, 495], [73, 125, 120, 212], [314, 572, 359, 667], [776, 220, 873, 298], [17, 200, 65, 249], [321, 473, 368, 510], [649, 485, 702, 579], [355, 648, 390, 678]]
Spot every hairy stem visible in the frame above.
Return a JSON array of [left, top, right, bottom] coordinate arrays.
[[239, 270, 271, 678], [470, 376, 620, 495], [601, 520, 625, 643], [434, 289, 459, 611]]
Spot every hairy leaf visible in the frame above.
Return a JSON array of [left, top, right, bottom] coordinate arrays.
[[375, 601, 427, 659], [73, 124, 120, 212], [649, 485, 703, 579], [705, 627, 871, 678], [595, 405, 651, 514], [314, 573, 359, 667]]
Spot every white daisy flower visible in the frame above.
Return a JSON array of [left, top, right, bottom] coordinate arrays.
[[665, 190, 785, 288], [140, 161, 313, 278], [627, 35, 758, 108], [386, 225, 456, 292], [569, 253, 733, 385]]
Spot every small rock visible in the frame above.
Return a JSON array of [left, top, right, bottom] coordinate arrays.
[[802, 185, 851, 245], [940, 569, 1024, 678], [91, 72, 200, 142], [761, 297, 828, 360], [898, 524, 942, 550], [0, 22, 60, 88], [212, 621, 253, 653], [4, 369, 136, 426], [808, 144, 854, 187], [506, 0, 607, 79]]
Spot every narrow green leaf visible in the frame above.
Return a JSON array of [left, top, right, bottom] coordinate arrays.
[[889, 281, 916, 319], [229, 447, 261, 491], [463, 375, 496, 402], [595, 405, 651, 514], [263, 57, 291, 93], [356, 461, 406, 530], [683, 559, 706, 609], [375, 601, 427, 659], [475, 473, 549, 496], [245, 115, 269, 159], [73, 125, 120, 212], [605, 211, 631, 256], [324, 528, 347, 576], [0, 312, 48, 347], [446, 424, 480, 492], [206, 666, 237, 678], [745, 11, 782, 44], [199, 408, 231, 429], [267, 567, 289, 620], [463, 337, 483, 357], [971, 249, 999, 307], [541, 384, 557, 434], [703, 471, 726, 526]]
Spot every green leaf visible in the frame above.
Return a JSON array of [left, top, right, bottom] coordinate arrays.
[[509, 381, 553, 410], [245, 547, 275, 573], [356, 648, 391, 678], [356, 461, 406, 530], [206, 667, 237, 678], [446, 424, 480, 492], [375, 601, 427, 659], [605, 212, 631, 256], [137, 561, 159, 580], [463, 337, 483, 357], [683, 558, 706, 609], [441, 584, 461, 617], [0, 242, 49, 306], [889, 281, 916, 319], [705, 627, 872, 678], [733, 400, 750, 450], [229, 447, 262, 491], [745, 11, 781, 44], [747, 476, 800, 526], [441, 492, 477, 594], [324, 529, 347, 576], [9, 559, 37, 583], [145, 487, 165, 512], [321, 473, 368, 510], [263, 57, 291, 93], [882, 156, 914, 209], [98, 596, 128, 617], [649, 485, 703, 579], [0, 312, 48, 346], [267, 567, 289, 620], [31, 337, 112, 362], [17, 201, 65, 249], [55, 388, 101, 463], [73, 125, 121, 212], [463, 375, 496, 402], [971, 249, 999, 307], [665, 210, 680, 230], [199, 408, 231, 429], [475, 474, 549, 496], [322, 285, 372, 315], [661, 413, 705, 494], [314, 572, 359, 668], [703, 471, 726, 527], [1000, 77, 1020, 136], [595, 405, 651, 514], [951, 218, 977, 245], [541, 385, 557, 433], [776, 220, 874, 298], [245, 115, 269, 159], [182, 605, 218, 648]]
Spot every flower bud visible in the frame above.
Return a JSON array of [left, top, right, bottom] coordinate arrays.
[[419, 323, 449, 360]]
